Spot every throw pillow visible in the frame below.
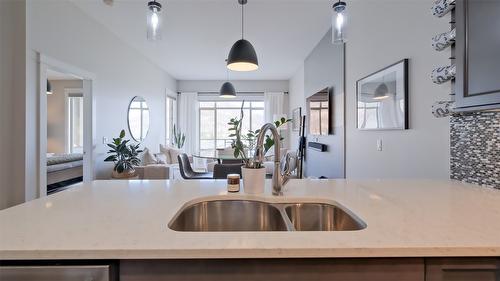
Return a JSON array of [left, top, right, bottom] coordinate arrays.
[[142, 148, 158, 166], [155, 153, 167, 164], [169, 148, 183, 164], [159, 144, 173, 164]]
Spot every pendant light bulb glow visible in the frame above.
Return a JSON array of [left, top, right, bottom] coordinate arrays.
[[227, 0, 259, 72], [147, 1, 162, 41], [151, 12, 159, 30], [332, 1, 347, 44]]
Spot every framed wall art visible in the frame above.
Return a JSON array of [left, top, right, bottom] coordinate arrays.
[[356, 59, 409, 130]]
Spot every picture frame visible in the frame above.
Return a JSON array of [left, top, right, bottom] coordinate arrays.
[[356, 59, 409, 130], [292, 107, 302, 132]]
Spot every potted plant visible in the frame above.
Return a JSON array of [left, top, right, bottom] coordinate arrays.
[[228, 102, 290, 194], [172, 124, 186, 149], [104, 130, 143, 179]]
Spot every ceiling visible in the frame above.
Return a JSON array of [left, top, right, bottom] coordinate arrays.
[[71, 0, 333, 80], [47, 69, 82, 80]]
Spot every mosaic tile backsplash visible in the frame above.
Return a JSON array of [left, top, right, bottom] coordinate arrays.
[[450, 111, 500, 188]]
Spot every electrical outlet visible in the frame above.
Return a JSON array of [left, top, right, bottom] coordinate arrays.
[[103, 137, 108, 144], [377, 139, 383, 151]]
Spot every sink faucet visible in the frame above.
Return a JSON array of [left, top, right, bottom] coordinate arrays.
[[253, 123, 293, 196]]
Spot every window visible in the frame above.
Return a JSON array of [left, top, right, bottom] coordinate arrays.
[[66, 93, 84, 154], [165, 95, 177, 145], [357, 101, 380, 129], [199, 101, 264, 157], [309, 101, 329, 135]]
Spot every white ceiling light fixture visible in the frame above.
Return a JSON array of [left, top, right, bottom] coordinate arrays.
[[332, 0, 347, 44], [147, 0, 162, 41]]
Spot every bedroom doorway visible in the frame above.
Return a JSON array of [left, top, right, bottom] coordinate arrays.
[[38, 55, 95, 197]]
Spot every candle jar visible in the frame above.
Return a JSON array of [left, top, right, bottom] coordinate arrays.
[[227, 174, 240, 193]]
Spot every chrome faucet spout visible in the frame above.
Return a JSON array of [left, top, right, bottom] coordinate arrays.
[[253, 123, 287, 195]]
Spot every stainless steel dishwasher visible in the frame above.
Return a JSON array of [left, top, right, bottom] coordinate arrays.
[[0, 265, 112, 281]]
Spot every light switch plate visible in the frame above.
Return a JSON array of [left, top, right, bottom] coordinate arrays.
[[103, 137, 108, 144], [377, 139, 383, 151]]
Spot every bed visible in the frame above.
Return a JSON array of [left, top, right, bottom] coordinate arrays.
[[47, 153, 84, 186]]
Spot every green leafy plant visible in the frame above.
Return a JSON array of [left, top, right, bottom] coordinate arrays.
[[104, 130, 142, 173], [228, 101, 291, 168], [172, 124, 186, 149]]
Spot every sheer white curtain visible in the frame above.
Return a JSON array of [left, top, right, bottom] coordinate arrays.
[[264, 92, 286, 123], [177, 92, 199, 154]]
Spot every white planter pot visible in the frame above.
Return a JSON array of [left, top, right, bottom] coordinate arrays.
[[241, 167, 266, 194]]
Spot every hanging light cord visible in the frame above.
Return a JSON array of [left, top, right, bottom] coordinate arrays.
[[241, 3, 244, 39]]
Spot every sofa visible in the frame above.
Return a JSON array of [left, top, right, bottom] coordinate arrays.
[[135, 145, 216, 180], [135, 145, 185, 180]]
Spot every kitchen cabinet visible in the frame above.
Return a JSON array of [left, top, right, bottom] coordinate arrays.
[[0, 262, 118, 281], [426, 258, 500, 281], [3, 258, 500, 280], [120, 258, 424, 281], [454, 0, 500, 111]]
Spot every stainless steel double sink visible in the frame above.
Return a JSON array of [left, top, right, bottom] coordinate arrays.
[[168, 199, 366, 232]]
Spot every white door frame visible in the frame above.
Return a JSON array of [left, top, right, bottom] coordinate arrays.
[[38, 54, 96, 197]]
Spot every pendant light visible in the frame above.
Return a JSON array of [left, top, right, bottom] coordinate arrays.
[[220, 82, 237, 98], [220, 63, 237, 98], [46, 80, 53, 95], [147, 0, 162, 41], [332, 0, 347, 44], [373, 83, 389, 100], [227, 0, 259, 72]]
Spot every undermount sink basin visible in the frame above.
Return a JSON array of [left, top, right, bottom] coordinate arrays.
[[168, 199, 366, 232], [168, 200, 289, 231], [285, 203, 366, 231]]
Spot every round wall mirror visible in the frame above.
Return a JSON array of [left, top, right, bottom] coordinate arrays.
[[128, 96, 150, 142]]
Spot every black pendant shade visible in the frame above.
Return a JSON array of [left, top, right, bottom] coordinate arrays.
[[227, 39, 259, 71], [219, 82, 236, 98], [373, 83, 389, 100], [226, 0, 258, 72], [46, 80, 53, 95]]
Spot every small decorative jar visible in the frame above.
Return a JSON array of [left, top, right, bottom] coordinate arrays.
[[227, 174, 240, 193]]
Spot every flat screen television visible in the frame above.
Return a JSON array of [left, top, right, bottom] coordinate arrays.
[[306, 87, 332, 135]]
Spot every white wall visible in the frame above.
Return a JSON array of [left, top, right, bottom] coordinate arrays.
[[26, 0, 177, 182], [178, 80, 288, 93], [47, 80, 83, 154], [0, 0, 27, 210], [288, 0, 451, 180], [344, 1, 450, 179]]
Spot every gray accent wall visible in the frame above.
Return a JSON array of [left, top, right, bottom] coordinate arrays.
[[344, 0, 450, 179], [303, 31, 345, 178], [289, 1, 451, 180]]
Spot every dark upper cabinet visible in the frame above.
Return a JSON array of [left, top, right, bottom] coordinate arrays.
[[455, 0, 500, 111]]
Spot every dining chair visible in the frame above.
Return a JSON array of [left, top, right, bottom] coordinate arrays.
[[213, 164, 243, 179], [177, 153, 213, 180]]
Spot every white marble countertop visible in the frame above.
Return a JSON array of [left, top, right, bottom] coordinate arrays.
[[1, 179, 500, 260]]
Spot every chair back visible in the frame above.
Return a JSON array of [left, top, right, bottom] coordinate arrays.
[[213, 164, 242, 179], [178, 153, 195, 179]]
